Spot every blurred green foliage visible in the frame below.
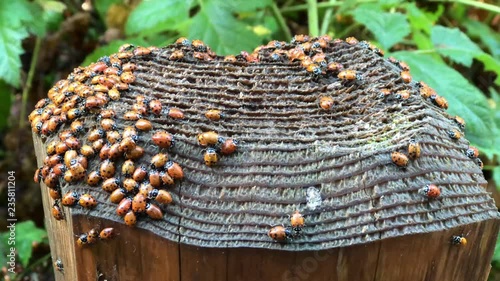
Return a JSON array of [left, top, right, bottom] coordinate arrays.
[[0, 221, 47, 279], [0, 0, 499, 278]]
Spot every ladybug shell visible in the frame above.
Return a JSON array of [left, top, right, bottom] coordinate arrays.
[[268, 226, 292, 242], [165, 161, 184, 180], [408, 140, 421, 159], [79, 193, 97, 208], [117, 198, 132, 217], [290, 210, 305, 229], [99, 228, 115, 240], [124, 210, 137, 227], [132, 193, 147, 213], [146, 203, 163, 220], [391, 151, 408, 167], [423, 184, 441, 199]]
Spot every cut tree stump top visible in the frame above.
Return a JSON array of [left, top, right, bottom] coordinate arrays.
[[31, 36, 500, 280]]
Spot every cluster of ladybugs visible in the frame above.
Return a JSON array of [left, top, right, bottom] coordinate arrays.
[[76, 227, 115, 247], [268, 210, 305, 242], [197, 129, 238, 166], [29, 43, 188, 236], [31, 35, 483, 246]]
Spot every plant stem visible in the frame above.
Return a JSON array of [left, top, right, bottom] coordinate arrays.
[[320, 0, 336, 35], [428, 0, 500, 14], [20, 36, 41, 129], [307, 0, 319, 36], [282, 0, 376, 13], [270, 2, 292, 41]]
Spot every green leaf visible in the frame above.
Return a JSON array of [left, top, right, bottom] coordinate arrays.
[[431, 25, 482, 66], [412, 30, 433, 51], [223, 0, 271, 12], [494, 166, 500, 191], [36, 0, 66, 13], [0, 81, 12, 130], [0, 0, 39, 87], [464, 19, 500, 59], [392, 51, 494, 150], [0, 28, 27, 87], [82, 38, 149, 66], [0, 221, 46, 268], [188, 0, 261, 55], [475, 53, 500, 85], [351, 7, 410, 50], [16, 221, 46, 267], [406, 2, 432, 33], [125, 0, 190, 36], [94, 0, 121, 22], [431, 25, 500, 85]]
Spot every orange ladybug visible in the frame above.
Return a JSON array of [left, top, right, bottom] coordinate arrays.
[[290, 210, 305, 232], [132, 193, 147, 213], [327, 62, 343, 72], [169, 50, 185, 60], [102, 178, 120, 193], [122, 160, 135, 177], [62, 191, 80, 206], [149, 100, 162, 116], [76, 234, 88, 247], [87, 229, 99, 244], [220, 138, 238, 155], [152, 131, 174, 148], [110, 188, 127, 204], [319, 96, 334, 110], [135, 119, 153, 131], [454, 116, 466, 130], [124, 210, 137, 227], [268, 225, 292, 242], [451, 235, 467, 246], [133, 165, 148, 182], [149, 189, 172, 204], [395, 90, 410, 100], [148, 170, 161, 188], [421, 184, 441, 199], [160, 171, 174, 186], [165, 161, 184, 180], [448, 129, 461, 140], [204, 148, 219, 166], [100, 160, 116, 179], [117, 198, 132, 216], [166, 107, 184, 119], [391, 151, 408, 167], [88, 128, 105, 142], [466, 146, 479, 158], [338, 70, 362, 81], [197, 131, 219, 146], [79, 193, 97, 208], [123, 178, 139, 192], [146, 203, 163, 220], [419, 81, 435, 98], [108, 144, 122, 160], [345, 37, 359, 45], [205, 109, 223, 121], [430, 94, 448, 109], [124, 111, 142, 121], [51, 201, 64, 220], [408, 139, 421, 159], [400, 71, 412, 83], [151, 153, 168, 169], [99, 228, 115, 240]]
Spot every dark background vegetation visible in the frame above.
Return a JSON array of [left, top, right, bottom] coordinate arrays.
[[0, 0, 498, 280]]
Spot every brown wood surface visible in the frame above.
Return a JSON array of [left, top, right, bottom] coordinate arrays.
[[34, 135, 500, 281]]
